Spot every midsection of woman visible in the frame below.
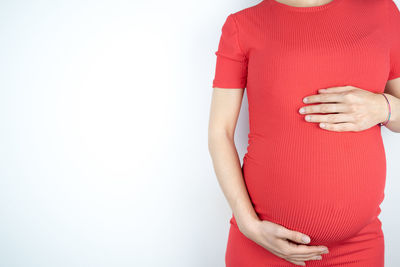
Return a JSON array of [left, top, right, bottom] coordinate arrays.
[[241, 124, 386, 245], [213, 0, 400, 264], [221, 0, 392, 246]]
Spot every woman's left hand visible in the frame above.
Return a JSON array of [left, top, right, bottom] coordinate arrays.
[[298, 85, 389, 132]]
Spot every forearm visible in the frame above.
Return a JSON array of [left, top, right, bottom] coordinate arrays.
[[208, 132, 259, 236], [379, 93, 400, 132]]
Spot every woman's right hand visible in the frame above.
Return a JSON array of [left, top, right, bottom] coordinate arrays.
[[241, 219, 330, 266]]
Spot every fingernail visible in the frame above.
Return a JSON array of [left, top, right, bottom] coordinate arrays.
[[303, 97, 308, 103], [302, 235, 310, 243], [320, 123, 325, 128], [299, 108, 305, 114]]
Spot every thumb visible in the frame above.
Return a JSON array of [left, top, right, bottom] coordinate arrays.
[[282, 228, 311, 244]]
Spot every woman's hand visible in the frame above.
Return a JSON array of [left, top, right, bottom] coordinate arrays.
[[298, 85, 389, 132], [241, 219, 329, 266]]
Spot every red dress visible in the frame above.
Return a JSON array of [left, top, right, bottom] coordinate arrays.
[[212, 0, 400, 266]]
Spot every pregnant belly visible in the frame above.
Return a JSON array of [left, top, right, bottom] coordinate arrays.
[[241, 127, 387, 246]]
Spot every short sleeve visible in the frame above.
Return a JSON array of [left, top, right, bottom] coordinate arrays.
[[212, 13, 248, 89], [387, 0, 400, 80]]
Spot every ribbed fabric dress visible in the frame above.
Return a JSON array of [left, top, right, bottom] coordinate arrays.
[[212, 0, 400, 266]]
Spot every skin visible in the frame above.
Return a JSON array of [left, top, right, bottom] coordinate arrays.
[[274, 0, 335, 7], [299, 83, 400, 133]]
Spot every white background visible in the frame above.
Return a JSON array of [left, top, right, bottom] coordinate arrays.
[[0, 0, 399, 266]]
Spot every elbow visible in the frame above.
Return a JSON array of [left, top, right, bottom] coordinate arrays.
[[208, 127, 235, 154]]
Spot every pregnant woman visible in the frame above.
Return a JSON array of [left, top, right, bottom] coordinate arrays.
[[208, 0, 400, 266]]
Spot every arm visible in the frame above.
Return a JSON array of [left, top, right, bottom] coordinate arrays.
[[207, 87, 329, 266], [382, 0, 400, 132], [207, 87, 259, 237]]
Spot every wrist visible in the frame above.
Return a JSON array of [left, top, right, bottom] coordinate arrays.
[[377, 93, 390, 125], [237, 216, 261, 239]]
